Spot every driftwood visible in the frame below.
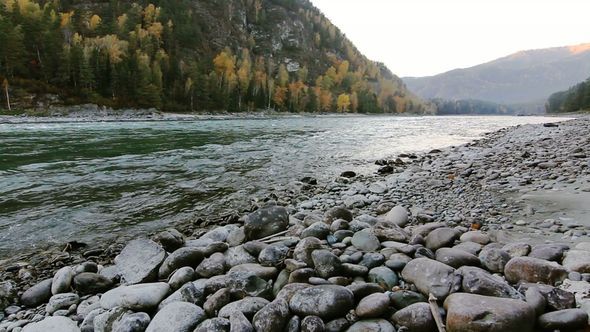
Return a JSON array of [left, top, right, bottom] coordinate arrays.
[[429, 293, 446, 332], [257, 230, 290, 242]]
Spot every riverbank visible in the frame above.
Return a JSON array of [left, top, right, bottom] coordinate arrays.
[[1, 117, 589, 331]]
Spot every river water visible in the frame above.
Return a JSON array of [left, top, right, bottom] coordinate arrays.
[[0, 115, 565, 256]]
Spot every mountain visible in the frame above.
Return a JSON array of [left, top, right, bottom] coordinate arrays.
[[403, 43, 590, 107], [547, 77, 590, 113], [0, 0, 426, 114]]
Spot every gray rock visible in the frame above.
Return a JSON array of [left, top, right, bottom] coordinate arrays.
[[444, 293, 535, 332], [346, 283, 384, 302], [478, 247, 511, 273], [46, 293, 79, 315], [355, 293, 389, 318], [258, 244, 290, 267], [285, 315, 301, 332], [436, 248, 480, 268], [383, 205, 409, 227], [346, 319, 395, 332], [112, 312, 150, 332], [81, 308, 104, 332], [351, 231, 380, 252], [459, 231, 490, 245], [21, 279, 52, 308], [168, 267, 196, 290], [372, 221, 410, 243], [275, 283, 312, 302], [367, 266, 398, 290], [324, 318, 350, 332], [252, 299, 290, 332], [224, 246, 258, 268], [384, 253, 412, 270], [301, 222, 331, 239], [293, 237, 324, 266], [195, 252, 226, 277], [194, 318, 230, 332], [22, 316, 80, 332], [158, 281, 204, 309], [228, 264, 278, 280], [93, 307, 127, 332], [229, 310, 254, 332], [77, 295, 101, 317], [391, 302, 435, 332], [289, 285, 354, 319], [502, 242, 531, 257], [563, 250, 590, 273], [525, 287, 546, 316], [153, 228, 185, 252], [389, 290, 427, 309], [51, 266, 74, 295], [453, 242, 483, 256], [425, 228, 460, 251], [529, 244, 569, 262], [100, 283, 170, 311], [401, 258, 461, 299], [312, 250, 342, 278], [244, 206, 289, 240], [74, 273, 113, 295], [114, 239, 165, 284], [227, 271, 272, 299], [158, 247, 205, 279], [519, 283, 575, 311], [301, 315, 325, 332], [458, 266, 522, 299], [504, 257, 568, 285], [204, 288, 231, 316], [360, 253, 386, 269], [325, 207, 353, 223], [146, 302, 205, 332], [218, 297, 270, 318], [537, 309, 588, 331]]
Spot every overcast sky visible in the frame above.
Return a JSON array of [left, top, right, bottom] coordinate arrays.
[[310, 0, 590, 77]]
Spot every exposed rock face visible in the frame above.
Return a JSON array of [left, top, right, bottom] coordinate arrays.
[[444, 293, 535, 332]]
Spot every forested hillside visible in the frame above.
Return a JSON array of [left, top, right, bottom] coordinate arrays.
[[0, 0, 426, 113], [431, 99, 515, 115], [546, 78, 590, 113]]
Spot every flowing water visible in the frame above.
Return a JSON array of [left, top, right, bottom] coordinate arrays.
[[0, 115, 565, 256]]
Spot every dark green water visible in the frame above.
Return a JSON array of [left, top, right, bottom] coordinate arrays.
[[0, 115, 564, 256]]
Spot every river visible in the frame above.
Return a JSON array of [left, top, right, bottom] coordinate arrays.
[[0, 115, 565, 256]]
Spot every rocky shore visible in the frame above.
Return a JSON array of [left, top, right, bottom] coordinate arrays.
[[1, 117, 589, 332]]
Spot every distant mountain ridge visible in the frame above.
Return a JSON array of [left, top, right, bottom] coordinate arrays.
[[403, 43, 590, 106]]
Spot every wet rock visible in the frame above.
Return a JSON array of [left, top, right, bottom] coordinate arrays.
[[100, 282, 170, 311], [114, 239, 165, 284], [478, 247, 511, 273], [537, 308, 588, 331], [504, 257, 567, 285], [21, 279, 52, 308], [347, 319, 395, 332], [168, 266, 196, 290], [252, 299, 290, 332], [301, 315, 325, 332], [289, 285, 355, 319], [367, 266, 398, 290], [112, 312, 151, 332], [391, 302, 436, 332], [312, 250, 342, 278], [22, 316, 80, 332], [194, 318, 230, 332], [459, 231, 490, 245], [218, 297, 270, 318], [244, 206, 289, 240], [51, 266, 74, 295], [435, 248, 480, 268], [383, 205, 409, 227], [401, 258, 461, 299], [74, 273, 113, 295], [351, 230, 380, 252], [355, 293, 389, 318], [425, 228, 460, 251], [46, 293, 79, 315], [444, 293, 535, 332], [153, 228, 185, 252], [563, 250, 590, 273], [458, 266, 522, 299], [146, 302, 205, 332], [195, 252, 226, 278], [389, 289, 427, 309], [158, 247, 205, 279]]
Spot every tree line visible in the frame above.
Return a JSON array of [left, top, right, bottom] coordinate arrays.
[[546, 78, 590, 113]]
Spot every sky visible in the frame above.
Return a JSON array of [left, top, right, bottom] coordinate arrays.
[[310, 0, 590, 77]]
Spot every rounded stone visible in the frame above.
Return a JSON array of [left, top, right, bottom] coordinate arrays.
[[347, 319, 395, 332], [22, 316, 80, 332], [356, 293, 390, 318], [537, 309, 588, 331], [146, 302, 205, 332], [244, 206, 289, 240], [391, 302, 436, 332], [351, 231, 380, 252], [289, 285, 355, 319]]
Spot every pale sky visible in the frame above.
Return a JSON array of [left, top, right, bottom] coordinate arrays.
[[310, 0, 590, 77]]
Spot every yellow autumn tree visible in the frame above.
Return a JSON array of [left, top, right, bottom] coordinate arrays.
[[337, 94, 351, 112], [277, 64, 289, 88], [89, 14, 101, 30]]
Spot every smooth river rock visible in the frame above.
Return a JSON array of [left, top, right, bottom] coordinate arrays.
[[289, 285, 355, 319], [504, 257, 568, 285], [383, 205, 409, 227], [444, 293, 535, 332], [458, 266, 522, 299], [114, 238, 166, 284], [146, 302, 206, 332], [537, 308, 589, 330], [21, 278, 53, 307], [23, 316, 80, 332], [346, 319, 395, 332], [401, 258, 461, 299], [243, 206, 289, 240], [562, 250, 590, 273], [100, 282, 170, 310], [391, 302, 436, 332]]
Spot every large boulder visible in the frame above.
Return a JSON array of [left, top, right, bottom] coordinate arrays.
[[562, 250, 590, 273], [146, 302, 205, 332], [243, 206, 289, 240], [22, 317, 80, 332], [504, 257, 567, 285], [289, 285, 355, 319], [401, 258, 461, 299], [100, 282, 170, 311], [114, 239, 166, 284], [458, 266, 522, 299], [444, 293, 535, 332]]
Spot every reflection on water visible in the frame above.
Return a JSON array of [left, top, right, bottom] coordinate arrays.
[[0, 115, 564, 255]]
